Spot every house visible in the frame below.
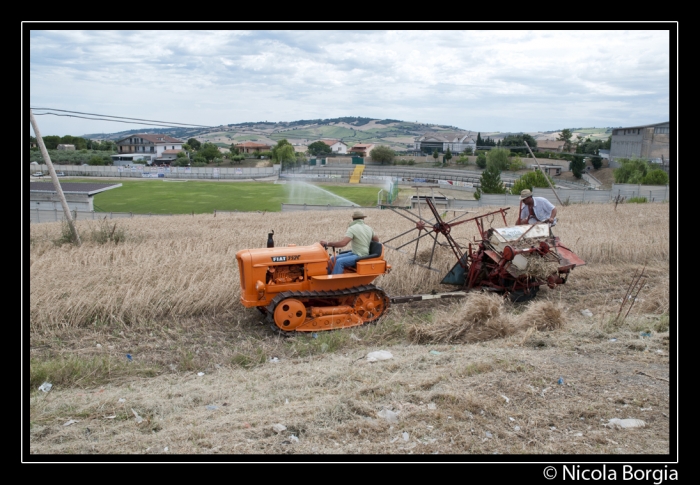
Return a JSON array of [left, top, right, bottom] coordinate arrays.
[[413, 132, 476, 154], [535, 140, 566, 153], [531, 164, 563, 176], [57, 144, 76, 150], [115, 134, 184, 165], [319, 139, 348, 154], [609, 122, 670, 163], [235, 142, 272, 154], [348, 144, 375, 157]]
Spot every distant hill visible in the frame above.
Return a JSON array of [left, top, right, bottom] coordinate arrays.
[[83, 117, 613, 152]]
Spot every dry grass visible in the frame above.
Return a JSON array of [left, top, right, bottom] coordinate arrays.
[[27, 201, 672, 457]]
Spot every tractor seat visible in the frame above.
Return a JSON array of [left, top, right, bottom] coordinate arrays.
[[355, 241, 383, 262], [342, 242, 384, 273]]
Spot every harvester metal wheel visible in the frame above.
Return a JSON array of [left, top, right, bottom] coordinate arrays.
[[353, 289, 389, 323], [273, 299, 307, 330], [508, 285, 539, 303]]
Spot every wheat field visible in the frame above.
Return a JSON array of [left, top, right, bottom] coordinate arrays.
[[29, 203, 669, 333], [27, 202, 672, 457]]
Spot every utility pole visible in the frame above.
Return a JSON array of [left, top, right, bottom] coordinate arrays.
[[523, 141, 563, 205], [29, 109, 81, 246]]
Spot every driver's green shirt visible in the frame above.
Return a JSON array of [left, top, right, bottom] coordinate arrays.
[[345, 220, 374, 257]]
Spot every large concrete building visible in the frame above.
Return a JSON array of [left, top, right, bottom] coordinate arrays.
[[609, 122, 670, 163]]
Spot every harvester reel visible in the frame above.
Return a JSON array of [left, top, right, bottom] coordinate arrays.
[[384, 198, 476, 273]]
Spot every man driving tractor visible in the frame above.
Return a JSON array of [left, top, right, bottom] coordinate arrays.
[[320, 210, 379, 274]]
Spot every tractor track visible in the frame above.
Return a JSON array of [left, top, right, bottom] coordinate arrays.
[[265, 284, 388, 335]]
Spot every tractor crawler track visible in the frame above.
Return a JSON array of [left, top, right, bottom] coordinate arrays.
[[264, 284, 388, 333]]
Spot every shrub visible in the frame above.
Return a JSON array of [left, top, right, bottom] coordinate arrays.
[[508, 156, 526, 171], [627, 197, 648, 203], [511, 170, 555, 194], [486, 148, 511, 171], [476, 153, 487, 169], [88, 218, 127, 244]]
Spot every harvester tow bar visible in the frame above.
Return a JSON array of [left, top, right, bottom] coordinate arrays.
[[390, 290, 469, 304]]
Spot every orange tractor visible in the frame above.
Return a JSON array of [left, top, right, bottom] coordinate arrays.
[[236, 237, 391, 332]]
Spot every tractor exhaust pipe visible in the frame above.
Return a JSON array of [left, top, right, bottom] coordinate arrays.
[[267, 230, 275, 248]]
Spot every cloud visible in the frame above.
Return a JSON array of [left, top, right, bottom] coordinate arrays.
[[27, 27, 673, 136]]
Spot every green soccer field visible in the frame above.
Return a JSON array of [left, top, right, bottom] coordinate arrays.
[[81, 179, 384, 214]]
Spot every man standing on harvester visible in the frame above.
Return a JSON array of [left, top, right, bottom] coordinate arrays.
[[320, 210, 379, 275], [516, 189, 558, 226]]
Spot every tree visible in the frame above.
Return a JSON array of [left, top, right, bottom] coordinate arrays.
[[463, 146, 474, 155], [272, 139, 296, 168], [591, 157, 603, 170], [432, 149, 439, 163], [42, 135, 61, 150], [199, 142, 221, 162], [511, 169, 555, 195], [370, 145, 395, 165], [476, 152, 487, 169], [172, 151, 189, 167], [187, 138, 201, 151], [60, 135, 88, 150], [501, 134, 537, 154], [229, 144, 240, 156], [476, 133, 483, 148], [642, 169, 669, 185], [613, 158, 649, 184], [87, 155, 106, 166], [569, 155, 586, 178], [444, 148, 453, 165], [308, 141, 332, 157], [475, 165, 506, 199], [486, 147, 511, 171], [557, 129, 573, 152]]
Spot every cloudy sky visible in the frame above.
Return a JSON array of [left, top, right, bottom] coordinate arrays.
[[27, 28, 674, 137]]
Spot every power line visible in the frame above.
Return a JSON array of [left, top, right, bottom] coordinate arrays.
[[31, 112, 205, 129], [30, 107, 213, 128]]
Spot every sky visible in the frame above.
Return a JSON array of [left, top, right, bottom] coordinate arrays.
[[26, 27, 675, 138]]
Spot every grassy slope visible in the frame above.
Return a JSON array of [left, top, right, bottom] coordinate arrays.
[[86, 179, 383, 214]]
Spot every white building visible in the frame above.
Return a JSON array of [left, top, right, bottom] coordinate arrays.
[[414, 132, 476, 154], [115, 133, 184, 165], [320, 139, 348, 154]]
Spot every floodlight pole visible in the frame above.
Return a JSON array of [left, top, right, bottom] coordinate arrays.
[[523, 141, 563, 205], [29, 109, 81, 246]]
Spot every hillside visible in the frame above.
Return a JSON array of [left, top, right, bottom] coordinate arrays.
[[83, 118, 613, 153]]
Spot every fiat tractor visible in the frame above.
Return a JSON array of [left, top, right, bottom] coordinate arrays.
[[236, 236, 391, 333]]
